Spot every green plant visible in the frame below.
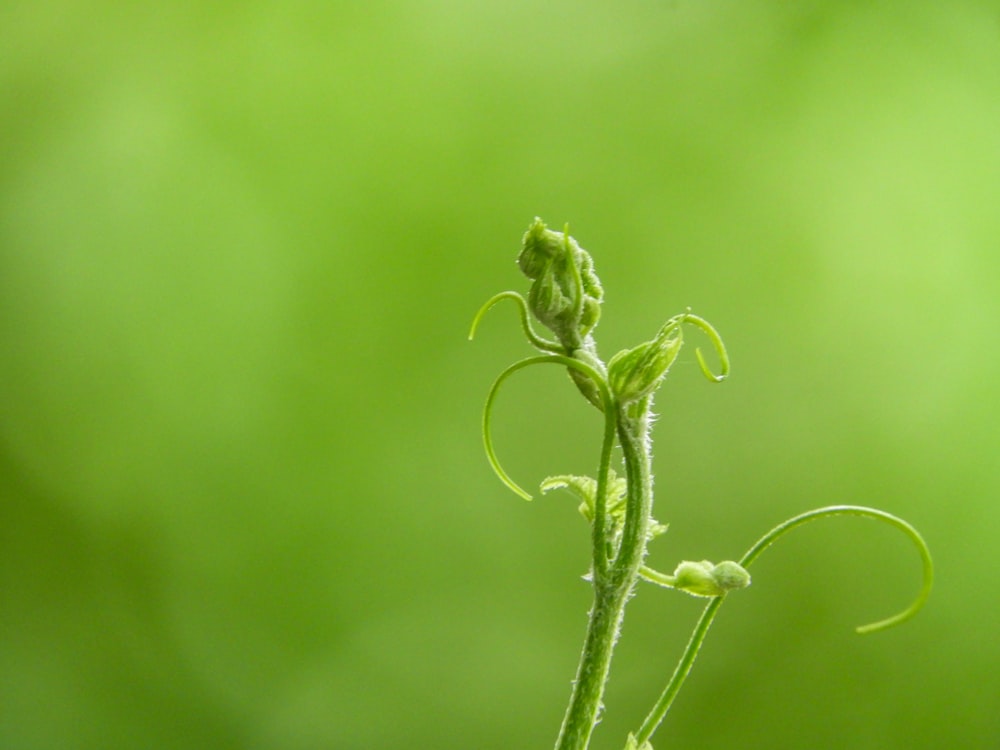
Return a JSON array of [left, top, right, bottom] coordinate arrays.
[[469, 219, 933, 750]]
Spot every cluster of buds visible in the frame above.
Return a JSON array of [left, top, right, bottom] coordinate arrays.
[[517, 218, 604, 353], [669, 560, 751, 598]]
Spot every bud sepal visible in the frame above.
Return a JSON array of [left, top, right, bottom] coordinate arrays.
[[607, 319, 684, 404]]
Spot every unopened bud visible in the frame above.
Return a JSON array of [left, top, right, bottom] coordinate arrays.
[[671, 560, 751, 598], [607, 324, 683, 403], [517, 218, 603, 350]]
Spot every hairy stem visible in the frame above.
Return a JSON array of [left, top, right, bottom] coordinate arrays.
[[554, 582, 630, 750], [555, 403, 656, 750], [612, 407, 654, 585]]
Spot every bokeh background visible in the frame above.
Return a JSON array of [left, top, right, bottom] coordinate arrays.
[[2, 2, 998, 748]]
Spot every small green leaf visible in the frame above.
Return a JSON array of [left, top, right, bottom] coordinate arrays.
[[541, 474, 598, 521], [541, 471, 628, 524], [647, 520, 669, 540]]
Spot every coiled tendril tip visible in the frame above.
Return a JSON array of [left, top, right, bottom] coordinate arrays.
[[468, 291, 564, 353], [481, 354, 616, 504]]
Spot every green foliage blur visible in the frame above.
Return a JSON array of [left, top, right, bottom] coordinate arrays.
[[2, 3, 998, 748]]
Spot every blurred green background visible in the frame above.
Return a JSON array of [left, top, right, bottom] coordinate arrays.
[[2, 2, 998, 748]]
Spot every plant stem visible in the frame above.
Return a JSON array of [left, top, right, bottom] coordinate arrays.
[[631, 504, 934, 744], [612, 407, 654, 584], [633, 597, 724, 745], [553, 581, 630, 750], [555, 404, 655, 750]]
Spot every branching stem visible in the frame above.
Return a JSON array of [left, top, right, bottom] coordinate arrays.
[[473, 220, 931, 750], [555, 403, 656, 750]]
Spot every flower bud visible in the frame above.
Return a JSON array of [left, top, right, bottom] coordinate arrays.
[[671, 560, 751, 597], [607, 324, 683, 403], [517, 218, 603, 350]]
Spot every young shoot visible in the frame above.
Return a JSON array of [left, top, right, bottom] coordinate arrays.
[[470, 219, 933, 750]]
